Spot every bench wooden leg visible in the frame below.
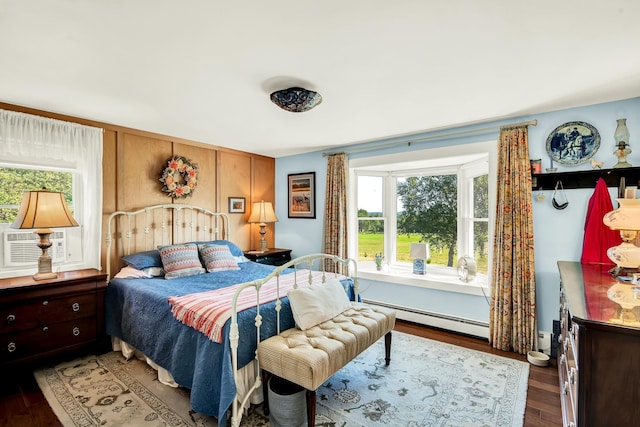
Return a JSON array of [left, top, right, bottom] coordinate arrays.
[[262, 370, 272, 415], [306, 389, 316, 427], [385, 331, 392, 366]]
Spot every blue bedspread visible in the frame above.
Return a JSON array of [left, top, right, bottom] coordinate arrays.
[[105, 261, 296, 424]]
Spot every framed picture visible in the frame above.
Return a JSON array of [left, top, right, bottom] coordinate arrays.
[[288, 172, 315, 218], [546, 121, 601, 166], [228, 197, 245, 213]]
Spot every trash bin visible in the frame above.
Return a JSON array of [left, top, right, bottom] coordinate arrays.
[[267, 376, 306, 427]]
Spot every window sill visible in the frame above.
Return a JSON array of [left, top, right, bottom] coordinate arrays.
[[357, 262, 489, 296]]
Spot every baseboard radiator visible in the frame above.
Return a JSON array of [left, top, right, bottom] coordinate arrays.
[[363, 298, 490, 339]]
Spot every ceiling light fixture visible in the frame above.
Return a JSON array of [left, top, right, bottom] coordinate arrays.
[[270, 87, 322, 112]]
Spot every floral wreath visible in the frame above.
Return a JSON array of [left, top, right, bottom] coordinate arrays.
[[159, 156, 198, 198]]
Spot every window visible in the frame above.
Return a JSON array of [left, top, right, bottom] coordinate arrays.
[[357, 176, 385, 263], [350, 142, 494, 289], [0, 166, 75, 224], [0, 109, 103, 278]]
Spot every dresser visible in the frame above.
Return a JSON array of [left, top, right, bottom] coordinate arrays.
[[0, 269, 108, 367], [557, 261, 640, 427], [244, 248, 292, 266]]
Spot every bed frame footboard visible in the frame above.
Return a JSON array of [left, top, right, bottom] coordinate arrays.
[[229, 254, 396, 427]]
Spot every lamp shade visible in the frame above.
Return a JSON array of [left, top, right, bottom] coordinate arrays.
[[248, 201, 278, 224], [410, 242, 430, 259], [270, 87, 322, 113], [11, 191, 78, 229], [614, 118, 630, 145]]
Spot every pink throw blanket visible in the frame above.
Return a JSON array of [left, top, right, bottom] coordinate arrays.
[[168, 270, 333, 343]]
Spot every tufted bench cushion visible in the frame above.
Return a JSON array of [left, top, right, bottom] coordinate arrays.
[[257, 302, 396, 391]]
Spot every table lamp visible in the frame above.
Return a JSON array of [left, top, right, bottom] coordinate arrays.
[[410, 242, 429, 275], [11, 190, 79, 280], [603, 198, 640, 276], [248, 200, 278, 252]]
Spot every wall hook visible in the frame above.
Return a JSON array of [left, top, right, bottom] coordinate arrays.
[[552, 180, 569, 210]]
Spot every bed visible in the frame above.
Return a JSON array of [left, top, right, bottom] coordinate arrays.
[[103, 204, 354, 425]]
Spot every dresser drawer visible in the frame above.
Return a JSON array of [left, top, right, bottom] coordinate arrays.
[[1, 316, 97, 363], [0, 292, 97, 334]]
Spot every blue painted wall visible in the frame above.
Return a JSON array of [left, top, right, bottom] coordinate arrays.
[[275, 97, 640, 335]]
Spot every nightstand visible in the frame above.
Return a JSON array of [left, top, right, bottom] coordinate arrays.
[[244, 248, 292, 266], [0, 269, 108, 367]]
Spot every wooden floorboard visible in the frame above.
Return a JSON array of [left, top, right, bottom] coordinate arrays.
[[0, 320, 562, 427]]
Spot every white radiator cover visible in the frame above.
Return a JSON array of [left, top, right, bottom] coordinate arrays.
[[364, 298, 490, 339]]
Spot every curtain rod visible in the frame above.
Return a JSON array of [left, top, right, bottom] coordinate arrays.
[[322, 119, 537, 157]]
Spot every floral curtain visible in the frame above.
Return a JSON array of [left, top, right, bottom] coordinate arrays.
[[489, 125, 537, 354], [323, 153, 348, 272]]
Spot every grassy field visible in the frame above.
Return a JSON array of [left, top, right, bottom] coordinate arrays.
[[358, 232, 488, 273]]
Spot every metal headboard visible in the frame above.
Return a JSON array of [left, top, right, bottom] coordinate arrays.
[[105, 204, 230, 279]]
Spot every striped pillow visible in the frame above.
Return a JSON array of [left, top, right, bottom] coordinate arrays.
[[198, 244, 240, 272], [158, 244, 205, 279]]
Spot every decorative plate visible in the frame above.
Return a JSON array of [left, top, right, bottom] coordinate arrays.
[[546, 121, 600, 166]]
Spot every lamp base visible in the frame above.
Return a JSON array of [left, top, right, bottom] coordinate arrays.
[[608, 242, 640, 269], [34, 229, 57, 281], [608, 266, 640, 278], [258, 224, 269, 252], [413, 259, 427, 275], [34, 271, 58, 281]]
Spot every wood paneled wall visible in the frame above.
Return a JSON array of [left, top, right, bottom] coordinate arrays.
[[0, 102, 276, 272]]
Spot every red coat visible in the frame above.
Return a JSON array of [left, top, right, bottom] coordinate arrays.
[[581, 178, 621, 264]]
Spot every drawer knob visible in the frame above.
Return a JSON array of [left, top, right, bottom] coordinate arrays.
[[569, 367, 577, 385], [560, 354, 566, 366], [72, 303, 80, 312], [42, 326, 49, 332], [42, 300, 49, 306], [7, 314, 15, 323], [8, 342, 16, 352], [73, 327, 80, 336], [563, 381, 569, 395]]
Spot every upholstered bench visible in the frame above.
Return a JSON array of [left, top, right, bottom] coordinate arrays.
[[258, 301, 396, 427]]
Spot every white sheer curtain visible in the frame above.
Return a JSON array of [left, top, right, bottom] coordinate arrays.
[[0, 109, 103, 270]]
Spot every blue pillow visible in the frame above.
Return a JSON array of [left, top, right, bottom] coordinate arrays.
[[188, 240, 243, 257], [122, 250, 163, 270]]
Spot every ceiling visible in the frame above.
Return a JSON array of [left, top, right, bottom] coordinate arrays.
[[1, 1, 639, 158]]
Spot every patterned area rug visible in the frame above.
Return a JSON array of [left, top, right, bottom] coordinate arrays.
[[34, 332, 528, 426]]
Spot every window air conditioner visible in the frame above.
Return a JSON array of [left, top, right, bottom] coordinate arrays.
[[3, 230, 67, 267]]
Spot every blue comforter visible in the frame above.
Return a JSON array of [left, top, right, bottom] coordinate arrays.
[[105, 261, 296, 424]]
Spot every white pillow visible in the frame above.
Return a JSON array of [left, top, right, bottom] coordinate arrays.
[[114, 266, 164, 279], [287, 278, 352, 330]]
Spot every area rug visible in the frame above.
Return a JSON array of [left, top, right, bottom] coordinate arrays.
[[34, 332, 528, 426]]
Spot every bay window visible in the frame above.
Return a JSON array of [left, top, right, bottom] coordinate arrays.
[[349, 142, 495, 291]]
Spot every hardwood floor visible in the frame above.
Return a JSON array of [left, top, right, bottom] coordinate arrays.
[[0, 320, 562, 427]]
